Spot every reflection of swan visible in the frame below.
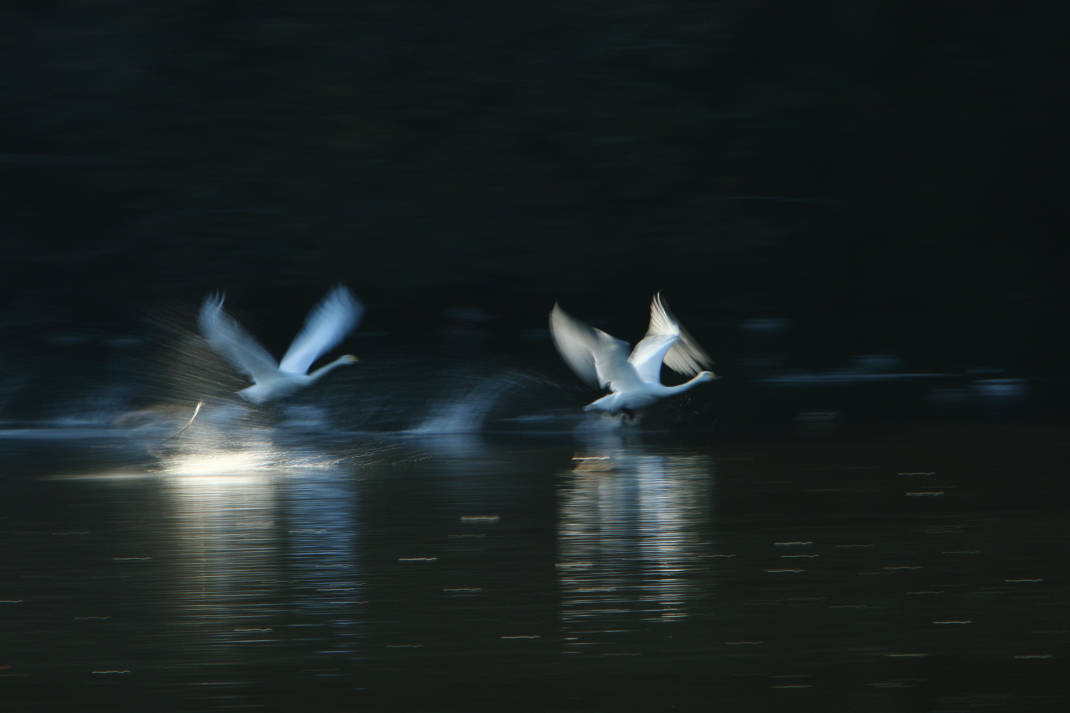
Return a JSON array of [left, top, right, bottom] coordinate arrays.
[[163, 471, 284, 654], [199, 286, 363, 404], [557, 447, 713, 634], [550, 294, 717, 416], [162, 460, 364, 655]]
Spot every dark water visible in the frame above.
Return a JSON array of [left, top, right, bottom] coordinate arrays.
[[2, 424, 1069, 712]]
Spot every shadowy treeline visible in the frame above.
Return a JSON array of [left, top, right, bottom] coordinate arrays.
[[0, 1, 1068, 376]]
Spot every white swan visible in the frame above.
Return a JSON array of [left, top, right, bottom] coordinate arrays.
[[550, 293, 717, 416], [199, 285, 364, 404]]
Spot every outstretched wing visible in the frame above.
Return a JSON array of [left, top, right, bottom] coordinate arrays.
[[199, 293, 280, 382], [628, 293, 712, 383], [278, 285, 364, 375], [550, 303, 644, 392]]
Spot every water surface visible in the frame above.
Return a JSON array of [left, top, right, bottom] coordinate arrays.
[[2, 425, 1068, 711]]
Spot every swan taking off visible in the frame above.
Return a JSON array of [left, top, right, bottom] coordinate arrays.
[[550, 293, 717, 416], [199, 285, 364, 404]]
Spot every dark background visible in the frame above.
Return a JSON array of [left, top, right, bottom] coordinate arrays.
[[1, 1, 1067, 386]]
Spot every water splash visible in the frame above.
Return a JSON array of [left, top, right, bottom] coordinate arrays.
[[411, 370, 534, 434]]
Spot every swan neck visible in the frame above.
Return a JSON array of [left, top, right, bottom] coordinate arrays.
[[307, 357, 352, 382], [663, 374, 708, 395]]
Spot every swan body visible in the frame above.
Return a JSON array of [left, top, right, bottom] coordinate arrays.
[[199, 285, 364, 404], [550, 293, 717, 415]]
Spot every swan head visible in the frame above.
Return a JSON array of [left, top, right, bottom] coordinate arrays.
[[341, 355, 359, 364], [696, 370, 718, 383]]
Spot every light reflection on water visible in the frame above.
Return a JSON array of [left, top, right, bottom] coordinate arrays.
[[2, 426, 1069, 711], [163, 472, 287, 653], [156, 431, 367, 661], [558, 451, 712, 638], [280, 466, 364, 651]]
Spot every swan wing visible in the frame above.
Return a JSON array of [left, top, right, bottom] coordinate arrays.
[[199, 294, 280, 382], [550, 303, 644, 392], [590, 330, 645, 392], [628, 333, 677, 385], [278, 285, 364, 375], [629, 293, 712, 382]]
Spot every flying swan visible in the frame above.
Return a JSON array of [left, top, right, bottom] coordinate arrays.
[[550, 293, 717, 416], [199, 285, 364, 404]]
